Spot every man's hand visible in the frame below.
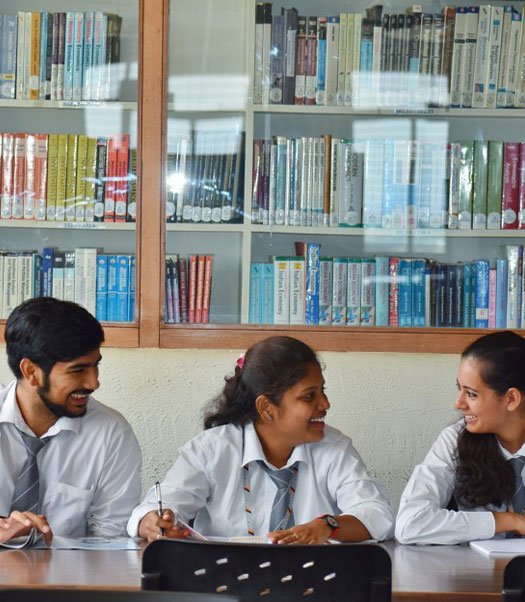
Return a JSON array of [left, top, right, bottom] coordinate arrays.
[[0, 511, 53, 546], [138, 509, 189, 542]]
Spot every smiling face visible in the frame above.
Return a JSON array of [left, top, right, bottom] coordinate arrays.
[[455, 356, 511, 436], [36, 349, 102, 418], [270, 361, 330, 448]]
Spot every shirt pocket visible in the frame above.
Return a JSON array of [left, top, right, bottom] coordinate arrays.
[[43, 482, 95, 536]]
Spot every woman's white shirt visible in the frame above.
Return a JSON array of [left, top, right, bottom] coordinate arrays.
[[395, 419, 525, 545], [128, 422, 394, 540]]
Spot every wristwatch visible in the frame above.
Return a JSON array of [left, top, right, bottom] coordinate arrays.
[[317, 514, 340, 535]]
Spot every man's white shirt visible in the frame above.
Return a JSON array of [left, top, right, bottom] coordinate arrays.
[[0, 380, 142, 537]]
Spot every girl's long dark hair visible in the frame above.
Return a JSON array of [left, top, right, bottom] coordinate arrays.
[[203, 336, 319, 429], [455, 331, 525, 508]]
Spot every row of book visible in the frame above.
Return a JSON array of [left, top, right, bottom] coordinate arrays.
[[0, 247, 135, 322], [252, 136, 525, 230], [0, 132, 136, 223], [253, 3, 525, 109], [165, 131, 245, 224], [164, 254, 214, 324], [249, 243, 525, 328], [0, 11, 122, 101]]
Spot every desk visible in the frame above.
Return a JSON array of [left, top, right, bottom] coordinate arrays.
[[0, 542, 509, 601]]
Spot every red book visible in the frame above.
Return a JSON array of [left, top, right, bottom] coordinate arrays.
[[187, 254, 198, 323], [202, 255, 214, 323], [114, 134, 129, 222], [33, 134, 48, 221], [195, 254, 206, 323], [104, 135, 118, 222], [518, 142, 525, 229], [1, 133, 15, 219], [12, 133, 26, 220], [501, 141, 520, 229], [24, 134, 36, 220], [388, 257, 399, 326]]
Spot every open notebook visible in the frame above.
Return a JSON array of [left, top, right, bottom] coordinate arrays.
[[470, 539, 525, 558]]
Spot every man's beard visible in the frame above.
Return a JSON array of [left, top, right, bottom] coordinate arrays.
[[37, 374, 89, 419]]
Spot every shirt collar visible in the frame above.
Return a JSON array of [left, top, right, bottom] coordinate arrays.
[[0, 379, 81, 437], [496, 437, 525, 460], [241, 421, 309, 469]]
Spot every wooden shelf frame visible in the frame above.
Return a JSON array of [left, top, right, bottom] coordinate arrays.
[[2, 0, 524, 354]]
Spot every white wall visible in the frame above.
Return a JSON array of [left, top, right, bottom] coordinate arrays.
[[0, 347, 461, 510]]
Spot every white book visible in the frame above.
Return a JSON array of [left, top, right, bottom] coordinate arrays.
[[505, 12, 522, 107], [63, 12, 75, 101], [338, 139, 363, 227], [0, 254, 4, 318], [471, 6, 491, 109], [16, 12, 27, 99], [18, 253, 33, 303], [325, 16, 340, 106], [336, 13, 347, 105], [291, 137, 302, 226], [344, 13, 355, 106], [304, 137, 314, 226], [485, 6, 504, 108], [471, 539, 525, 558], [461, 7, 479, 108], [362, 139, 384, 227], [3, 254, 18, 318], [449, 7, 468, 108], [329, 137, 339, 226], [312, 136, 322, 227], [371, 22, 383, 106], [496, 6, 514, 108], [289, 257, 305, 325], [273, 257, 290, 324], [506, 245, 522, 329], [72, 12, 85, 101], [332, 257, 348, 326], [82, 12, 95, 100], [351, 14, 362, 107]]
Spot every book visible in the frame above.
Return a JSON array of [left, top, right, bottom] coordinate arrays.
[[470, 539, 525, 558]]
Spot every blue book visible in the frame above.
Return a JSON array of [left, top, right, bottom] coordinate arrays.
[[1, 15, 18, 99], [63, 12, 75, 101], [95, 254, 108, 321], [411, 258, 426, 327], [305, 243, 320, 325], [72, 12, 85, 101], [249, 263, 263, 324], [128, 255, 136, 322], [445, 264, 457, 327], [82, 12, 95, 100], [315, 18, 326, 105], [261, 263, 274, 324], [463, 263, 472, 328], [496, 258, 508, 329], [474, 259, 490, 328], [106, 254, 118, 321], [116, 255, 130, 323], [398, 258, 412, 327], [41, 246, 56, 297]]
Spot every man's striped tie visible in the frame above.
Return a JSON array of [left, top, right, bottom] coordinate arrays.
[[10, 431, 49, 514]]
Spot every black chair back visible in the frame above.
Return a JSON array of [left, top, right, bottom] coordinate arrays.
[[0, 590, 240, 602], [503, 556, 525, 602], [142, 539, 391, 602]]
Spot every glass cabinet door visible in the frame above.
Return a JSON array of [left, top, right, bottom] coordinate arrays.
[[0, 0, 139, 346], [164, 0, 248, 327]]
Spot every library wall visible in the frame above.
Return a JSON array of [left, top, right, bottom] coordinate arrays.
[[0, 346, 458, 510]]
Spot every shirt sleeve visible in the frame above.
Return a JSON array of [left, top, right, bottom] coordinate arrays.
[[395, 423, 496, 545], [127, 437, 211, 537], [86, 420, 142, 537], [328, 438, 395, 541]]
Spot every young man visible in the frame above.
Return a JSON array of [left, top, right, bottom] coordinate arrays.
[[0, 298, 141, 546]]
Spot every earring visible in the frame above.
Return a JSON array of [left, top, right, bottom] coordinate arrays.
[[266, 414, 273, 421]]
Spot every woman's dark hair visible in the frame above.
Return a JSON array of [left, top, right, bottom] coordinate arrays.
[[455, 331, 525, 508], [5, 297, 104, 378], [203, 336, 319, 429]]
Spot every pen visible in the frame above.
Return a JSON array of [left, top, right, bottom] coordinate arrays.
[[155, 481, 164, 537]]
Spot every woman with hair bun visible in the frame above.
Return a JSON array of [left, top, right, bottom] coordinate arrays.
[[129, 335, 394, 544], [396, 331, 525, 544]]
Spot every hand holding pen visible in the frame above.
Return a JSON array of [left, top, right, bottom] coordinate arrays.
[[155, 481, 164, 537]]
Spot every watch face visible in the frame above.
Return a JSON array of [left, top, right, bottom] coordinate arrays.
[[325, 515, 339, 529]]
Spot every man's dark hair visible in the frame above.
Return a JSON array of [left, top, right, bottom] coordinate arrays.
[[5, 297, 105, 378]]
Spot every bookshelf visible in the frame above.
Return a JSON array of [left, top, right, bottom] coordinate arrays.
[[2, 0, 525, 353], [160, 0, 525, 352]]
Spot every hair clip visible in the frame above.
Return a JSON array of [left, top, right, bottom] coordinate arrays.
[[236, 354, 245, 370]]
